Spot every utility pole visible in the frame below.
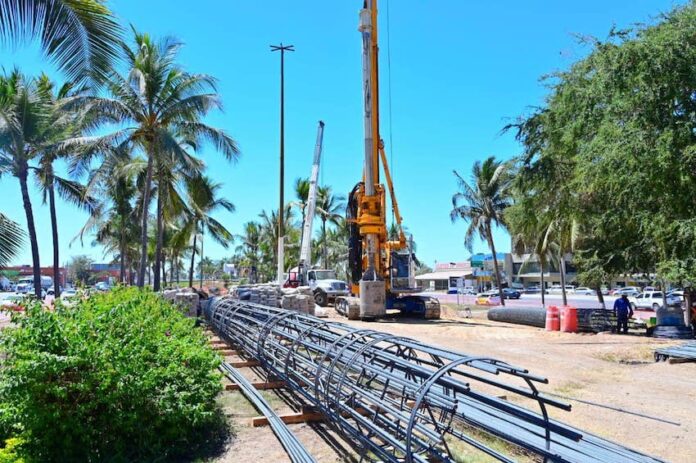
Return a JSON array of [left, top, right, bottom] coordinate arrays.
[[271, 43, 294, 286]]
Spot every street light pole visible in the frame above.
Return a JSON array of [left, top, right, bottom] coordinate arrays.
[[271, 43, 294, 286]]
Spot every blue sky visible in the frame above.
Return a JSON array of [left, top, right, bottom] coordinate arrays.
[[0, 0, 684, 269]]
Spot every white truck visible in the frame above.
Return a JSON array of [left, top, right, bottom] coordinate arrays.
[[306, 269, 350, 307], [16, 276, 53, 293], [629, 291, 680, 311]]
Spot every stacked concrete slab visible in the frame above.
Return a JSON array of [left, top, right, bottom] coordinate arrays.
[[162, 289, 200, 317]]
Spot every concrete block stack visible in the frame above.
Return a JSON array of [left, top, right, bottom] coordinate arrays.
[[258, 285, 281, 307], [162, 289, 200, 317]]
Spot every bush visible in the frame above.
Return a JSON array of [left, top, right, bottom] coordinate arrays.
[[0, 287, 224, 462]]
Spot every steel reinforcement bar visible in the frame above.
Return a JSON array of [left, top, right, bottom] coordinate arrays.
[[205, 297, 664, 463], [219, 362, 316, 463]]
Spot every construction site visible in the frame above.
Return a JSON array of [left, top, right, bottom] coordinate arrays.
[[188, 2, 696, 462], [1, 0, 695, 462]]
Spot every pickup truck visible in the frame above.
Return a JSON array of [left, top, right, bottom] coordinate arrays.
[[629, 291, 680, 311]]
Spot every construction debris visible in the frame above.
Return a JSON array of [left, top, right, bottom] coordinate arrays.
[[206, 297, 666, 463]]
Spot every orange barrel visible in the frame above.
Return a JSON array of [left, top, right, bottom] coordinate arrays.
[[545, 305, 560, 331], [561, 306, 578, 333]]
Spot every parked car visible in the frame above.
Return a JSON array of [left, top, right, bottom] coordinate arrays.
[[547, 285, 575, 294], [524, 285, 542, 294], [667, 290, 684, 302], [502, 288, 521, 299], [574, 287, 596, 296], [629, 291, 680, 311], [457, 286, 476, 295], [94, 282, 111, 292], [475, 292, 501, 306], [614, 287, 641, 297]]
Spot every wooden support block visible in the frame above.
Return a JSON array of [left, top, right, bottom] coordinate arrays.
[[668, 357, 695, 364], [225, 381, 286, 391], [252, 408, 324, 427], [252, 406, 372, 427], [216, 349, 239, 356], [229, 360, 260, 368]]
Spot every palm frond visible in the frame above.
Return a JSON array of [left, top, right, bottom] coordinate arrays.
[[0, 213, 24, 266], [0, 0, 123, 82]]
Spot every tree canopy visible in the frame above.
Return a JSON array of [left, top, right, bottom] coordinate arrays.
[[510, 2, 696, 288]]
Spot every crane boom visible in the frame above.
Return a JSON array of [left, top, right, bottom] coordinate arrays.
[[298, 121, 325, 282]]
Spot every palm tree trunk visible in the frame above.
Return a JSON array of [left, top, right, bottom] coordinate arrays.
[[176, 254, 180, 284], [137, 155, 154, 287], [199, 232, 204, 289], [559, 251, 568, 306], [47, 175, 61, 297], [161, 251, 167, 288], [189, 231, 197, 287], [322, 217, 327, 269], [540, 259, 546, 308], [153, 172, 164, 291], [486, 225, 505, 307], [119, 222, 126, 284], [18, 165, 42, 299]]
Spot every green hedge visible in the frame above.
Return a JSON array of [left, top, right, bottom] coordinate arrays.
[[0, 287, 224, 462]]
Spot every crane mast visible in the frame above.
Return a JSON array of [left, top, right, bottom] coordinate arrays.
[[298, 121, 325, 284], [357, 0, 387, 317]]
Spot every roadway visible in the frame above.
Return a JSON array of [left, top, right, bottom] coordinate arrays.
[[419, 291, 615, 308]]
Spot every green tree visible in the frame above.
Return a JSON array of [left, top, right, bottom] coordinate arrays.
[[509, 3, 696, 297], [66, 255, 93, 286], [259, 206, 295, 278], [70, 30, 239, 290], [181, 176, 234, 288], [235, 221, 262, 283], [293, 177, 310, 233], [32, 75, 95, 297], [450, 157, 512, 306], [316, 186, 345, 269], [0, 71, 48, 297], [0, 0, 122, 83]]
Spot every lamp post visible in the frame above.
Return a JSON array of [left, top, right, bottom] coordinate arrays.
[[271, 43, 294, 286]]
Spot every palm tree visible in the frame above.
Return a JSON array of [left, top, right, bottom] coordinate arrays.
[[259, 206, 295, 274], [0, 71, 49, 297], [66, 30, 240, 289], [0, 213, 24, 268], [508, 201, 559, 308], [451, 157, 512, 306], [316, 186, 345, 268], [30, 75, 96, 297], [0, 0, 122, 83], [293, 177, 310, 229], [180, 175, 235, 288], [235, 221, 262, 283]]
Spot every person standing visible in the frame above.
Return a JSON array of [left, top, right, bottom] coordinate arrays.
[[613, 294, 633, 334]]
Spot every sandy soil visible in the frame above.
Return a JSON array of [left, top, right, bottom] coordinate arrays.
[[211, 306, 694, 462]]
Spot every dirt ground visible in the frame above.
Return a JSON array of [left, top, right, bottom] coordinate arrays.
[[211, 305, 695, 463]]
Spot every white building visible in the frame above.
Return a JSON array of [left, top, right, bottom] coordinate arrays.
[[415, 262, 473, 291]]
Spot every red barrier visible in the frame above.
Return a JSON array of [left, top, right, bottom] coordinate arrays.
[[545, 305, 560, 331], [560, 306, 578, 333]]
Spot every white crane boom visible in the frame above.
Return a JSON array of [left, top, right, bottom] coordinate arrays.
[[298, 121, 325, 283]]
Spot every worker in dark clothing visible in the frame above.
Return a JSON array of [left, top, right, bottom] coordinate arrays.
[[613, 294, 633, 334]]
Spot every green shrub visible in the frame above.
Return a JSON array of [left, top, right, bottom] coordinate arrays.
[[0, 287, 224, 462]]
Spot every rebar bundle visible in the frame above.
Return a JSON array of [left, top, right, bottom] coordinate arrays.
[[206, 297, 664, 463]]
